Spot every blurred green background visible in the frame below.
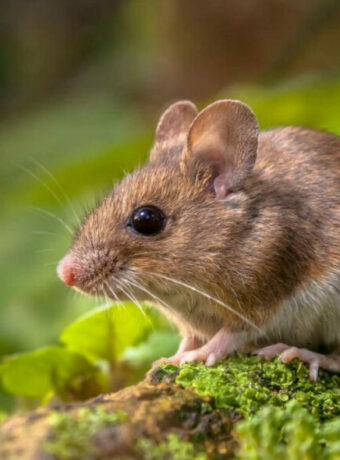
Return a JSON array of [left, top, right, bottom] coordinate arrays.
[[1, 0, 340, 408]]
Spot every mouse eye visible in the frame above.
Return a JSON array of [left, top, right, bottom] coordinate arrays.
[[129, 205, 165, 236]]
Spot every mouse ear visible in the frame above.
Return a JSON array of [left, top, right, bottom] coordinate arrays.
[[150, 101, 198, 162], [183, 100, 258, 199]]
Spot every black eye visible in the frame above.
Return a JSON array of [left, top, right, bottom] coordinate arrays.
[[129, 206, 165, 236]]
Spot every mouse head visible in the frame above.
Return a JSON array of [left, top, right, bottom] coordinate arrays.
[[57, 99, 258, 306]]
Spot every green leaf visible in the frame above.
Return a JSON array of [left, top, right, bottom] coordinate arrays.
[[0, 346, 104, 400], [122, 330, 179, 369], [60, 303, 154, 364]]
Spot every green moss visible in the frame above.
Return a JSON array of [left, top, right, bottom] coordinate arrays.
[[160, 356, 340, 459], [43, 356, 340, 459], [44, 407, 127, 459], [137, 434, 208, 460], [235, 401, 340, 460], [161, 355, 340, 420]]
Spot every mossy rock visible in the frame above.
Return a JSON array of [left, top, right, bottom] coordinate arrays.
[[159, 354, 340, 421], [0, 355, 339, 459]]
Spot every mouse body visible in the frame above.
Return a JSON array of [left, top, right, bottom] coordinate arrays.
[[58, 100, 340, 379]]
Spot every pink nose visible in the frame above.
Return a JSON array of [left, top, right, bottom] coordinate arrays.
[[57, 254, 76, 286]]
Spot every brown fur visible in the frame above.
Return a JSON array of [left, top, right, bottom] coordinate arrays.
[[65, 100, 340, 352]]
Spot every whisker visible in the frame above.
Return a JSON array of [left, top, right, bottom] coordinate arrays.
[[33, 230, 63, 237], [18, 164, 65, 209], [126, 278, 175, 314], [29, 157, 81, 225], [115, 278, 147, 318], [100, 287, 116, 308], [93, 291, 100, 308], [104, 280, 121, 304], [124, 278, 178, 330], [45, 260, 62, 266], [32, 230, 70, 243], [30, 206, 73, 235], [147, 271, 264, 335], [100, 285, 118, 365]]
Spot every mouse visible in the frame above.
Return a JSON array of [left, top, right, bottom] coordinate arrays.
[[57, 99, 340, 380]]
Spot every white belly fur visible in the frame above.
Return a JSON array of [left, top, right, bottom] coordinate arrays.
[[259, 271, 340, 350]]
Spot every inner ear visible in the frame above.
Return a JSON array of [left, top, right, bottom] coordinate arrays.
[[150, 100, 197, 163], [184, 99, 258, 199]]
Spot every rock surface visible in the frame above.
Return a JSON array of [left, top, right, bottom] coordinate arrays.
[[1, 356, 340, 459]]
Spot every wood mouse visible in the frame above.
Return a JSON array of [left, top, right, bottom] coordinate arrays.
[[57, 99, 340, 380]]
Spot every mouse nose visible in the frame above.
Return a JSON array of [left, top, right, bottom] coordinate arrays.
[[57, 254, 76, 286]]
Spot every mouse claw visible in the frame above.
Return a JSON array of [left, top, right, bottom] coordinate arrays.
[[147, 356, 171, 376], [279, 347, 321, 381], [149, 329, 236, 371], [255, 343, 340, 381], [205, 353, 217, 367], [182, 328, 235, 365], [179, 350, 202, 365], [177, 350, 212, 365], [253, 343, 290, 360]]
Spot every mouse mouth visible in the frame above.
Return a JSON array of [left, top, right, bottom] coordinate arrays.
[[65, 269, 133, 303], [58, 250, 177, 309], [58, 252, 151, 305], [77, 266, 132, 301], [58, 249, 122, 296], [86, 268, 173, 307]]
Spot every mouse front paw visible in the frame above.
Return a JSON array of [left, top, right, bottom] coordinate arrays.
[[160, 348, 217, 366], [148, 328, 235, 372], [149, 348, 218, 369], [165, 328, 235, 367], [254, 343, 340, 380]]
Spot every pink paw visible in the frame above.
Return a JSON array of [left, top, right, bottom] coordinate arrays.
[[149, 329, 236, 372], [254, 343, 340, 381], [168, 349, 220, 366], [254, 342, 290, 360]]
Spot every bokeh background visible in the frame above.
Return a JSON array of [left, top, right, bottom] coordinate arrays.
[[1, 0, 340, 410]]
